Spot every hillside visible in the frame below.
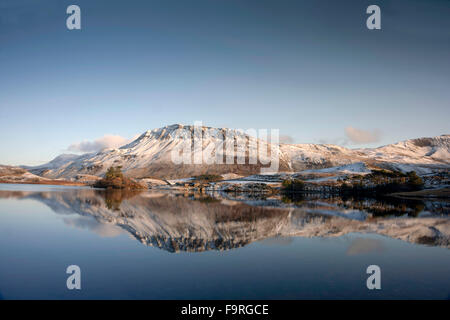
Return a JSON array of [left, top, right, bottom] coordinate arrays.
[[0, 165, 85, 186], [26, 125, 450, 180]]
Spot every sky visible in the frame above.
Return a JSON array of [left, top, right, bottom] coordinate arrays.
[[0, 0, 449, 165]]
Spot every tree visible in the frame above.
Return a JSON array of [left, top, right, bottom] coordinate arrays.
[[105, 166, 123, 180], [94, 166, 145, 190], [281, 179, 305, 193], [407, 171, 423, 189]]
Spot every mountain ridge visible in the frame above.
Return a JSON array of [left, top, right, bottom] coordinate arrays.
[[25, 125, 450, 180]]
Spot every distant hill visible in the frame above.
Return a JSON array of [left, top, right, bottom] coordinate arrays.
[[25, 124, 449, 180]]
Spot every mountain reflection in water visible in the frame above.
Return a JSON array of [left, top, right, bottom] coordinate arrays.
[[0, 189, 448, 252]]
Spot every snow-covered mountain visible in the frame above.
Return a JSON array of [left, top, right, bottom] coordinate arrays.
[[355, 135, 450, 174], [29, 124, 450, 180], [31, 124, 284, 179], [22, 154, 83, 175]]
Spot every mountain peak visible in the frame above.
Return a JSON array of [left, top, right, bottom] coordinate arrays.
[[26, 125, 450, 180]]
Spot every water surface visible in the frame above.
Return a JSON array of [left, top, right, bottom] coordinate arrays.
[[0, 184, 449, 299]]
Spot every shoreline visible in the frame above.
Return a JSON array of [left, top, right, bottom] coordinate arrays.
[[389, 188, 450, 199], [0, 179, 449, 200], [0, 180, 87, 187]]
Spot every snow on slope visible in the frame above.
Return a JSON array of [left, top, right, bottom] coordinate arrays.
[[358, 135, 450, 165], [32, 125, 450, 180], [277, 135, 449, 175], [36, 124, 282, 179], [23, 154, 81, 170], [300, 162, 371, 175], [0, 165, 69, 184], [280, 143, 356, 171]]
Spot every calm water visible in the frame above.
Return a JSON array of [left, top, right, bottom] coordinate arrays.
[[0, 183, 449, 300]]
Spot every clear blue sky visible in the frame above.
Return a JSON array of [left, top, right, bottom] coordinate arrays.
[[0, 0, 449, 165]]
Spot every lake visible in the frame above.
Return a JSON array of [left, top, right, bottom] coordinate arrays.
[[0, 183, 449, 299]]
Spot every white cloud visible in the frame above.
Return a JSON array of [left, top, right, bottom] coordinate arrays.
[[345, 126, 381, 144], [63, 217, 124, 238], [317, 137, 350, 146], [262, 134, 295, 144], [68, 134, 132, 153], [279, 135, 294, 144]]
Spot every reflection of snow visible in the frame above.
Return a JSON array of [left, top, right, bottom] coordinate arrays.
[[307, 209, 368, 221], [63, 216, 124, 237], [302, 162, 371, 175], [1, 188, 449, 251]]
